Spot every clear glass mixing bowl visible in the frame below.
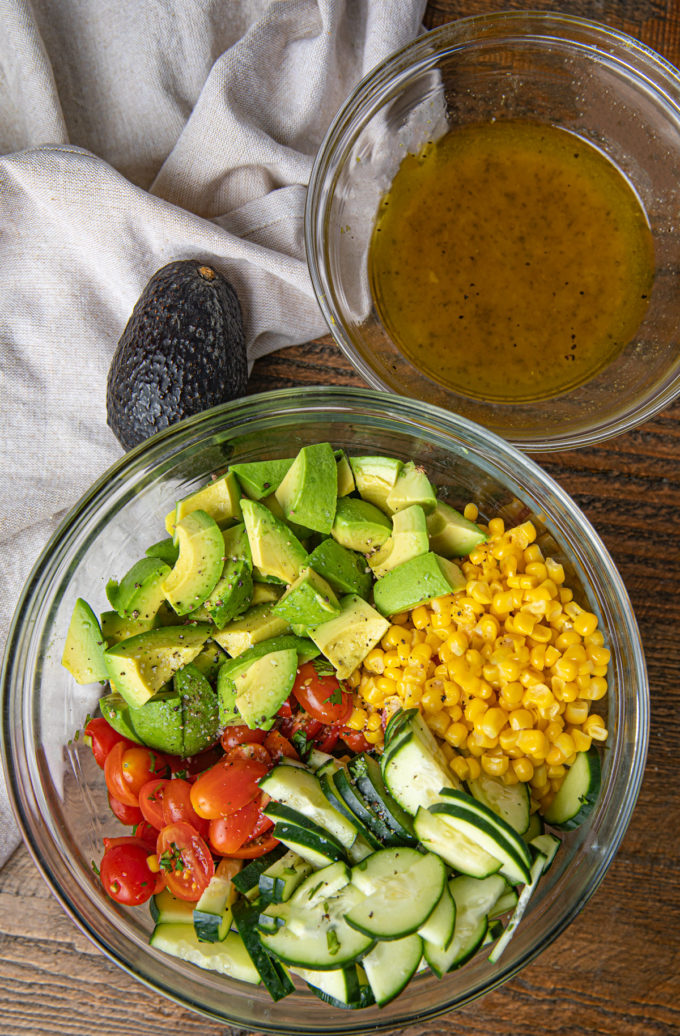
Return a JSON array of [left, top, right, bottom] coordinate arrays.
[[1, 387, 648, 1032], [306, 12, 680, 450]]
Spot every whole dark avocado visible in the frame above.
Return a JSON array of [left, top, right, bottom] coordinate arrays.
[[107, 260, 247, 449]]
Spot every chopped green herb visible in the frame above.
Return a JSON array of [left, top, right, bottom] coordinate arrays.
[[326, 929, 340, 955]]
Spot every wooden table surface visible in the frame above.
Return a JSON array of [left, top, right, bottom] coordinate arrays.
[[3, 2, 680, 1034]]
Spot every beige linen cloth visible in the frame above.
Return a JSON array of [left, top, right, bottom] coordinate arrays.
[[0, 0, 427, 866]]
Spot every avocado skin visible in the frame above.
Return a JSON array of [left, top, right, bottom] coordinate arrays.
[[107, 260, 247, 449]]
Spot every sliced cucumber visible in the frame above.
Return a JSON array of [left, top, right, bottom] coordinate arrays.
[[435, 789, 532, 882], [543, 748, 601, 829], [193, 875, 236, 942], [361, 933, 423, 1007], [149, 924, 261, 985], [260, 763, 358, 849], [291, 963, 361, 1007], [424, 874, 506, 976], [468, 772, 530, 835], [232, 843, 289, 896], [150, 887, 195, 925], [270, 819, 348, 868], [327, 768, 393, 847], [383, 707, 418, 745], [417, 882, 456, 950], [231, 899, 295, 1000], [430, 803, 530, 885], [413, 807, 502, 879], [347, 753, 417, 846], [258, 850, 313, 904], [488, 886, 519, 920], [530, 832, 561, 871], [488, 850, 548, 963], [345, 848, 446, 940], [523, 810, 544, 842], [381, 730, 458, 815]]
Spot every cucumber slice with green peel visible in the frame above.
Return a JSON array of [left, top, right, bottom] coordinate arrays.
[[257, 851, 313, 904], [523, 810, 544, 843], [232, 843, 289, 896], [430, 802, 531, 885], [383, 707, 418, 745], [437, 788, 533, 873], [530, 833, 561, 871], [381, 730, 460, 815], [543, 748, 601, 829], [270, 820, 348, 868], [488, 886, 519, 920], [260, 764, 358, 849], [326, 769, 393, 847], [149, 924, 261, 985], [291, 963, 361, 1007], [361, 933, 423, 1006], [488, 851, 548, 964], [346, 753, 417, 846], [413, 807, 502, 879], [468, 773, 530, 835], [417, 882, 456, 950], [193, 875, 236, 942], [231, 899, 295, 1000], [150, 887, 195, 925], [425, 873, 507, 976], [345, 848, 446, 940]]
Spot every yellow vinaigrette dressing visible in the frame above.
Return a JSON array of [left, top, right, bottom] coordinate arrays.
[[368, 122, 655, 403]]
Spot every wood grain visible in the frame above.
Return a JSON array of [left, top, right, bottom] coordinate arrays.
[[3, 2, 680, 1033]]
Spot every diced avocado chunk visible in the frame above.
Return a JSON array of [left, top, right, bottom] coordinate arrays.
[[222, 522, 253, 566], [146, 537, 180, 567], [241, 499, 308, 584], [100, 609, 157, 645], [308, 594, 390, 679], [106, 557, 171, 621], [275, 442, 338, 534], [124, 686, 185, 755], [260, 492, 312, 542], [335, 450, 355, 497], [211, 603, 290, 658], [216, 634, 320, 725], [426, 500, 488, 557], [203, 558, 253, 627], [191, 640, 226, 682], [104, 623, 212, 709], [162, 510, 225, 616], [251, 583, 285, 605], [166, 471, 242, 535], [99, 693, 142, 743], [232, 648, 299, 729], [373, 552, 465, 616], [61, 599, 108, 684], [174, 662, 219, 755], [368, 504, 429, 579], [349, 455, 403, 512], [386, 461, 437, 515], [273, 567, 341, 628], [331, 497, 392, 553], [230, 458, 294, 500], [307, 537, 372, 599]]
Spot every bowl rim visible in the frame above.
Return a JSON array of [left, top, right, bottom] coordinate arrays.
[[304, 10, 680, 452], [1, 386, 650, 1032]]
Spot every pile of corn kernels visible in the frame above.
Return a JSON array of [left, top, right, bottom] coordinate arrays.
[[347, 508, 609, 814]]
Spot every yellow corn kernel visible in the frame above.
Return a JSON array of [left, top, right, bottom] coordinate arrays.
[[545, 557, 565, 584], [364, 729, 383, 745], [544, 645, 560, 667], [464, 698, 488, 725], [583, 714, 608, 740], [529, 623, 552, 643], [442, 682, 461, 707], [422, 687, 445, 713], [411, 605, 430, 630], [516, 729, 548, 760], [491, 590, 515, 616], [525, 561, 547, 581], [365, 712, 382, 732], [587, 676, 608, 701], [529, 644, 546, 670], [410, 641, 433, 666], [498, 727, 519, 753], [511, 756, 534, 782], [447, 703, 463, 723], [552, 657, 578, 682], [463, 502, 479, 521], [479, 707, 509, 739], [531, 763, 549, 790], [545, 719, 565, 742], [564, 700, 590, 725], [559, 587, 573, 604], [347, 707, 368, 731], [511, 521, 536, 548], [569, 727, 592, 753], [146, 853, 161, 873], [444, 721, 469, 748], [509, 708, 534, 731], [513, 611, 536, 636], [363, 649, 385, 675], [498, 682, 524, 709], [361, 684, 385, 707], [481, 752, 509, 777], [466, 756, 482, 780], [450, 755, 470, 780]]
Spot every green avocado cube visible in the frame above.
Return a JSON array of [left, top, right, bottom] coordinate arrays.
[[211, 603, 291, 658], [386, 461, 437, 515], [100, 609, 157, 646], [222, 522, 253, 566], [174, 663, 220, 755], [104, 623, 212, 709], [308, 594, 390, 679], [273, 567, 341, 628], [335, 450, 355, 497], [106, 557, 171, 622], [61, 598, 108, 684], [230, 458, 295, 500], [372, 552, 466, 617], [275, 442, 338, 534], [162, 510, 225, 616], [125, 686, 185, 755], [368, 504, 429, 580], [331, 497, 392, 554], [99, 693, 142, 743], [426, 500, 489, 557], [165, 470, 242, 536], [191, 640, 226, 682], [241, 499, 308, 584], [307, 538, 372, 599], [204, 558, 253, 628], [233, 648, 299, 730], [216, 634, 319, 725], [349, 455, 403, 513], [260, 492, 312, 543], [145, 537, 180, 567]]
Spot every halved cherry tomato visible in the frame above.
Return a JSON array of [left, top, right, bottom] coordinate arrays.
[[292, 663, 353, 725], [108, 792, 143, 827], [138, 778, 172, 829], [225, 742, 271, 767], [339, 728, 371, 753], [228, 831, 279, 859], [190, 753, 270, 819], [132, 820, 160, 850], [84, 717, 135, 769], [103, 835, 154, 852], [251, 809, 274, 839], [105, 742, 169, 807], [220, 725, 266, 752], [314, 724, 341, 754], [263, 730, 299, 764], [165, 744, 223, 779], [156, 821, 214, 902], [208, 798, 261, 855], [162, 778, 209, 839], [100, 842, 164, 906], [277, 693, 296, 719]]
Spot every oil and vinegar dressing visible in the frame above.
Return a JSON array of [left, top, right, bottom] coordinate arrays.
[[368, 122, 655, 403]]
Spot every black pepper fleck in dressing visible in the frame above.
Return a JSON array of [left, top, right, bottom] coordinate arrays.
[[368, 121, 655, 403]]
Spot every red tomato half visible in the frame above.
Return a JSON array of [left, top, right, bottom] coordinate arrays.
[[84, 717, 135, 769], [190, 754, 270, 819], [226, 742, 271, 767], [220, 725, 266, 752], [229, 831, 279, 859], [108, 793, 143, 827], [292, 663, 353, 725], [162, 778, 209, 839], [105, 743, 169, 808], [263, 730, 298, 764], [339, 728, 371, 753], [100, 843, 164, 906], [138, 778, 171, 829], [156, 822, 214, 902], [208, 798, 261, 855]]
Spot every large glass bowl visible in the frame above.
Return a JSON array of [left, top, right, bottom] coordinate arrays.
[[1, 387, 648, 1033], [306, 12, 680, 451]]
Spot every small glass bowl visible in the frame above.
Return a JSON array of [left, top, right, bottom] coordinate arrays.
[[306, 12, 680, 451], [1, 388, 648, 1033]]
